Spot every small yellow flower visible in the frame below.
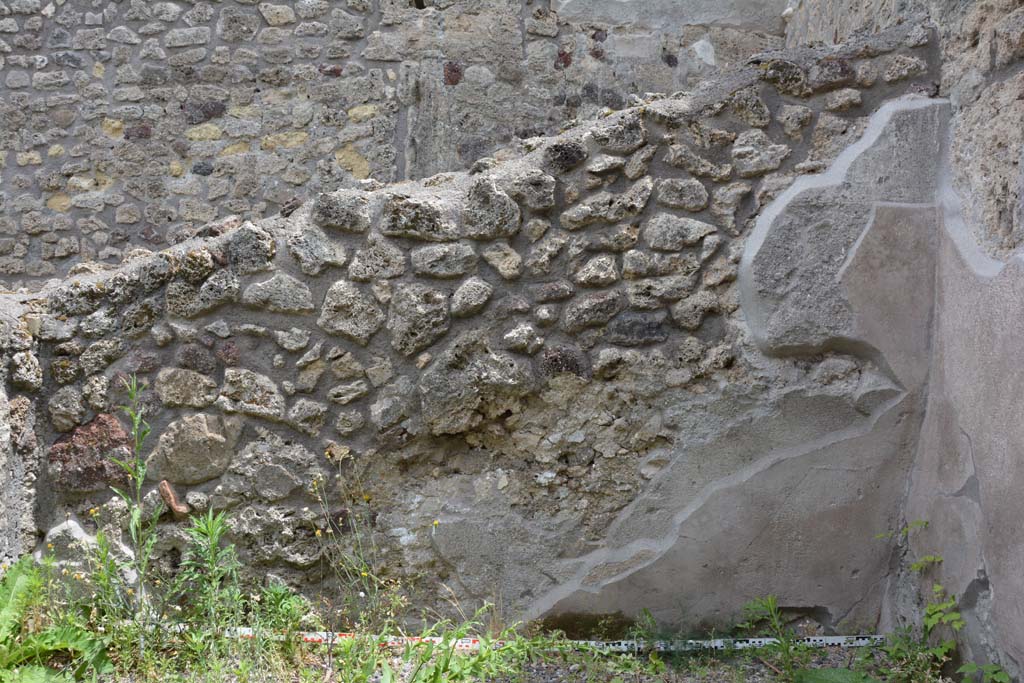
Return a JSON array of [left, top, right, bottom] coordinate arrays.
[[315, 529, 322, 537], [61, 568, 69, 576], [1, 563, 8, 571], [89, 508, 99, 517], [432, 519, 440, 527], [362, 494, 371, 502], [126, 588, 135, 596], [360, 571, 368, 577], [154, 579, 161, 586], [47, 543, 54, 551], [73, 573, 83, 581]]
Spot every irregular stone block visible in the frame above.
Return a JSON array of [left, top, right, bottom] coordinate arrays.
[[592, 110, 647, 154], [643, 214, 716, 251], [419, 331, 533, 435], [348, 239, 406, 281], [481, 243, 522, 280], [242, 273, 314, 313], [656, 178, 708, 211], [317, 280, 385, 345], [544, 140, 588, 173], [311, 191, 370, 233], [451, 277, 493, 317], [287, 226, 346, 276], [573, 254, 619, 286], [411, 243, 478, 278], [48, 414, 130, 492], [48, 386, 85, 433], [217, 368, 286, 419], [156, 368, 218, 408], [562, 291, 624, 332], [560, 177, 653, 230], [731, 130, 790, 178], [288, 398, 327, 435], [388, 284, 450, 356], [381, 194, 457, 242], [147, 413, 243, 485], [462, 177, 521, 239]]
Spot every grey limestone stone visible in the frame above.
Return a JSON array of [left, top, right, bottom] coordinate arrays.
[[387, 283, 449, 356], [242, 273, 315, 313], [573, 254, 619, 286], [381, 195, 457, 242], [317, 280, 385, 345], [411, 243, 478, 279], [348, 239, 406, 281], [731, 130, 791, 178], [287, 226, 347, 276], [156, 368, 218, 408], [312, 191, 370, 233], [656, 179, 709, 211], [563, 291, 624, 332], [48, 386, 85, 433], [643, 214, 717, 251], [147, 414, 243, 485], [462, 178, 521, 240], [451, 277, 493, 317]]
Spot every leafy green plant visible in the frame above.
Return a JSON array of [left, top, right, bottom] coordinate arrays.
[[104, 374, 164, 656], [174, 508, 241, 630], [958, 661, 1012, 683], [875, 519, 929, 541], [740, 595, 808, 681], [0, 558, 110, 680], [879, 584, 963, 683], [252, 580, 319, 661], [910, 554, 944, 573]]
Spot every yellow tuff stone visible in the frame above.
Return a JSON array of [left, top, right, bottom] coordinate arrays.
[[92, 62, 104, 78], [16, 151, 42, 166], [47, 194, 72, 212], [347, 104, 378, 123], [261, 131, 309, 151], [228, 105, 259, 120], [335, 144, 370, 179], [101, 118, 124, 138], [94, 172, 113, 190], [47, 144, 65, 157], [185, 123, 224, 141], [169, 160, 184, 177], [219, 141, 251, 156]]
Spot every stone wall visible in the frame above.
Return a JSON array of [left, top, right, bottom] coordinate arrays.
[[0, 0, 788, 288], [0, 21, 943, 638], [785, 0, 1024, 259], [783, 0, 1024, 674]]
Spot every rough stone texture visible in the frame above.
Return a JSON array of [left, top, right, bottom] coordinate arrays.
[[146, 413, 243, 485], [47, 413, 130, 492], [10, 17, 1021, 669], [0, 0, 790, 290], [155, 367, 218, 408]]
